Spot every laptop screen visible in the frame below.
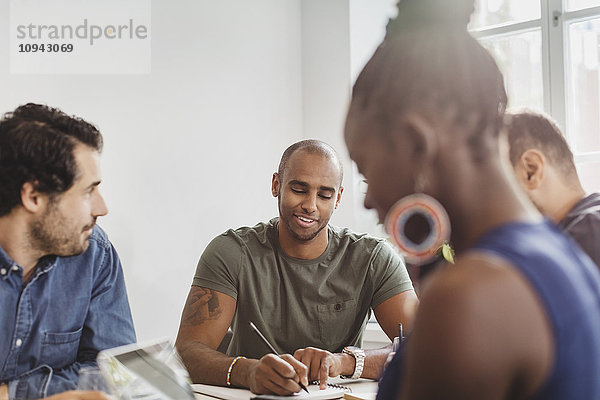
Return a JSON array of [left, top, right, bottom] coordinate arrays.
[[98, 340, 195, 400]]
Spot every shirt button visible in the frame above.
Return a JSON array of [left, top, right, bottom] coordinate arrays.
[[11, 265, 19, 271], [0, 268, 6, 275], [15, 339, 22, 347], [334, 303, 342, 311]]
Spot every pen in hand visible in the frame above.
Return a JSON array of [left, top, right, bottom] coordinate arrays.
[[249, 321, 310, 394]]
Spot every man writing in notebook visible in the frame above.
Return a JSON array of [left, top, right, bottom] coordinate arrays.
[[176, 139, 418, 395]]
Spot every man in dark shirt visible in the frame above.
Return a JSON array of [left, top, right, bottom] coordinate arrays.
[[506, 110, 600, 269]]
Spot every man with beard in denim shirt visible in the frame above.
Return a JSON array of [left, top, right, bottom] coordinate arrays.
[[0, 104, 136, 400]]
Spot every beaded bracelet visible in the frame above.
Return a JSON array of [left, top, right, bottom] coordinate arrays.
[[226, 356, 246, 386]]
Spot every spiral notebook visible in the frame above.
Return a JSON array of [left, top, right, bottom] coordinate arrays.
[[192, 382, 351, 400]]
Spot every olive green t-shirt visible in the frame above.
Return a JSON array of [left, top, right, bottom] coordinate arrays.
[[192, 218, 413, 358]]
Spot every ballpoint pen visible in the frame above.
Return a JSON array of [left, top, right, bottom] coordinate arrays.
[[249, 321, 310, 394]]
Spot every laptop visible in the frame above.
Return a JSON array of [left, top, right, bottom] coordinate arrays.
[[97, 339, 195, 400]]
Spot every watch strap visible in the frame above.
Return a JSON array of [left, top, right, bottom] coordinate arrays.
[[341, 347, 365, 379]]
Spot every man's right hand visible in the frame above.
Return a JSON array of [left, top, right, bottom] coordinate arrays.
[[247, 354, 309, 395], [176, 287, 308, 394]]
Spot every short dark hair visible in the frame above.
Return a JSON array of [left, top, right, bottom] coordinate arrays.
[[0, 103, 103, 217], [505, 110, 577, 179], [278, 139, 343, 187]]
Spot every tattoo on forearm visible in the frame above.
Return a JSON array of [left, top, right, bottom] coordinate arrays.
[[182, 287, 223, 325]]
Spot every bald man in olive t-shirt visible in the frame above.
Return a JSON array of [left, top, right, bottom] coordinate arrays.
[[176, 140, 417, 396], [193, 218, 411, 359]]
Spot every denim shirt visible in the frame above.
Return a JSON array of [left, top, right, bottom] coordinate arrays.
[[0, 226, 136, 400]]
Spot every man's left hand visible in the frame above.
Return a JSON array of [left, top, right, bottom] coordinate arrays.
[[293, 347, 352, 389]]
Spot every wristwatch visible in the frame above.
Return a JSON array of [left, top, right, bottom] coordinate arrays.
[[341, 346, 365, 379]]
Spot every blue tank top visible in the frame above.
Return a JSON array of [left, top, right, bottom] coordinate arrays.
[[377, 220, 600, 399]]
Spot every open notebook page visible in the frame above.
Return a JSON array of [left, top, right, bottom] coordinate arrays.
[[192, 383, 349, 400]]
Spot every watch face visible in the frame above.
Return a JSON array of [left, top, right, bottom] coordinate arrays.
[[343, 346, 365, 357]]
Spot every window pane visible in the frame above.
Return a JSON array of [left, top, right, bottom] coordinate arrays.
[[567, 0, 600, 12], [470, 0, 540, 30], [567, 18, 600, 152], [479, 30, 544, 111], [577, 161, 600, 193]]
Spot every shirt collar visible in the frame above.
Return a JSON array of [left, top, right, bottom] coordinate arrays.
[[0, 244, 57, 281], [0, 244, 19, 280]]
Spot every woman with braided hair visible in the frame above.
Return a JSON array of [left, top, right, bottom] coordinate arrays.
[[344, 0, 600, 398]]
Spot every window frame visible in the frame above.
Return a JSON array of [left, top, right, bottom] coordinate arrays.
[[470, 0, 600, 166]]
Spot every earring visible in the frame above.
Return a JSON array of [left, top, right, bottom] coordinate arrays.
[[384, 193, 450, 266]]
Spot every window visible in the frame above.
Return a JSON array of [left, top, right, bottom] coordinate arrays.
[[470, 0, 600, 193]]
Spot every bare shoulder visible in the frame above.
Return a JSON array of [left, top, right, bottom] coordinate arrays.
[[401, 251, 553, 400], [423, 251, 549, 312]]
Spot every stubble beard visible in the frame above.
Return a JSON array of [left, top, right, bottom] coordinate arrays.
[[284, 216, 326, 242], [28, 202, 90, 257], [278, 199, 327, 242]]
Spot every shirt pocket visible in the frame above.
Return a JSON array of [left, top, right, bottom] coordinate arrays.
[[317, 299, 357, 350], [41, 327, 83, 369]]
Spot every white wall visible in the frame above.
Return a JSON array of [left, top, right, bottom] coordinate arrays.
[[0, 0, 397, 342], [300, 0, 354, 227], [0, 0, 304, 340], [350, 0, 397, 83], [348, 0, 399, 237]]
